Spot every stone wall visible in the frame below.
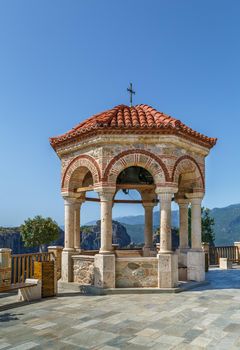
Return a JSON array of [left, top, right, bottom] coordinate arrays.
[[116, 257, 158, 288], [72, 255, 94, 285]]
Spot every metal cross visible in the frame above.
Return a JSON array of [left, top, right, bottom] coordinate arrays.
[[127, 82, 135, 107]]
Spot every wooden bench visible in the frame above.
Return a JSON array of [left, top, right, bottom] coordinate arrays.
[[0, 279, 41, 301]]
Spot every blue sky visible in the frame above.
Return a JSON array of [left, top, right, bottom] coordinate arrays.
[[0, 0, 239, 226]]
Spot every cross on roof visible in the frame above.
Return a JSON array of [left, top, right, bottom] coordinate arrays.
[[127, 82, 135, 107]]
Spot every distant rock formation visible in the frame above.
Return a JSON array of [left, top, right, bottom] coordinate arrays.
[[153, 228, 179, 250], [0, 221, 131, 253], [81, 220, 131, 250], [0, 227, 64, 254]]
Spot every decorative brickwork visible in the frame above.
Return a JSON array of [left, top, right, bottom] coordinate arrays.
[[172, 155, 205, 191], [103, 149, 170, 185], [61, 154, 101, 191]]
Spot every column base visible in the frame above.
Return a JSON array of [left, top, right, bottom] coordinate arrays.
[[176, 248, 190, 266], [74, 248, 82, 254], [187, 251, 205, 282], [142, 247, 151, 257], [99, 249, 114, 254], [157, 253, 178, 288], [61, 248, 75, 282], [94, 254, 115, 288]]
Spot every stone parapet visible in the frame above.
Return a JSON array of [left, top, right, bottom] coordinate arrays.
[[72, 255, 94, 285], [61, 248, 75, 282], [116, 257, 158, 288], [94, 254, 115, 288], [157, 253, 178, 288], [187, 251, 205, 282]]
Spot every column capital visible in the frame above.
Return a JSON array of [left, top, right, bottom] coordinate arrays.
[[175, 198, 190, 207], [142, 201, 156, 209], [157, 192, 173, 203], [185, 192, 205, 202], [63, 197, 85, 206], [155, 186, 178, 195], [186, 192, 204, 203], [97, 189, 115, 202]]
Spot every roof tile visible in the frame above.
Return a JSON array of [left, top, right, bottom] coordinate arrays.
[[50, 104, 217, 148]]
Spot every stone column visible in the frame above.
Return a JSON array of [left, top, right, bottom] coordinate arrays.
[[178, 199, 189, 250], [156, 187, 178, 288], [94, 189, 116, 289], [190, 196, 203, 251], [73, 201, 83, 252], [158, 192, 173, 253], [99, 191, 114, 253], [175, 198, 189, 267], [64, 198, 75, 250], [62, 197, 76, 282], [187, 193, 205, 282], [142, 203, 154, 256]]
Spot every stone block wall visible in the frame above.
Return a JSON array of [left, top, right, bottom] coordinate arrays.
[[72, 255, 94, 285], [116, 257, 158, 288]]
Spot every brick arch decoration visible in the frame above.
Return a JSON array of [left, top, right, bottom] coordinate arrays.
[[61, 155, 101, 191], [172, 155, 205, 190], [102, 149, 171, 185]]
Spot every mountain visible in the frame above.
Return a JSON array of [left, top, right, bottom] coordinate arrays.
[[0, 227, 64, 254], [210, 204, 240, 245], [103, 210, 179, 227], [81, 220, 131, 249], [0, 221, 130, 253], [85, 204, 240, 246], [2, 204, 240, 251]]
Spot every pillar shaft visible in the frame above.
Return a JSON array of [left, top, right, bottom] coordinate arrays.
[[99, 192, 114, 253], [178, 200, 189, 249], [64, 199, 75, 250], [73, 203, 82, 250], [158, 193, 173, 253], [191, 197, 202, 250], [143, 205, 154, 248]]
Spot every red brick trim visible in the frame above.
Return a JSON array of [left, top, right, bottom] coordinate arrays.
[[172, 155, 205, 189], [103, 149, 171, 182], [61, 155, 101, 190]]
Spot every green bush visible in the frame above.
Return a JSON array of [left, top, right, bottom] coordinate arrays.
[[20, 215, 60, 252]]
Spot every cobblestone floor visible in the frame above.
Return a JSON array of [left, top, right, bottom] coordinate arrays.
[[0, 267, 240, 349]]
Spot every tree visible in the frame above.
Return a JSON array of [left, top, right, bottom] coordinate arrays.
[[20, 215, 60, 252], [201, 208, 215, 245], [188, 207, 215, 246]]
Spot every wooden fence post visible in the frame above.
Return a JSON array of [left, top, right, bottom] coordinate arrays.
[[48, 246, 63, 280], [234, 242, 240, 263], [0, 248, 12, 291], [202, 243, 210, 272]]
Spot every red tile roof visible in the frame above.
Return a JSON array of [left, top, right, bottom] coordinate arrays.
[[50, 104, 217, 149]]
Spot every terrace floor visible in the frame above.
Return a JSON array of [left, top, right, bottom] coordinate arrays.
[[1, 267, 240, 349]]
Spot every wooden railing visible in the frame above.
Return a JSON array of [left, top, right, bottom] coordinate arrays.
[[11, 252, 55, 284], [209, 246, 239, 265]]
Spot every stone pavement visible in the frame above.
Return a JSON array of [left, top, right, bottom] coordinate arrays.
[[0, 267, 240, 349]]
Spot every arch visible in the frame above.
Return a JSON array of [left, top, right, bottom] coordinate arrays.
[[61, 155, 101, 191], [172, 155, 205, 190], [103, 149, 170, 185]]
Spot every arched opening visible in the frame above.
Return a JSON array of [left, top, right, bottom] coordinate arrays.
[[67, 166, 94, 193], [109, 166, 157, 255], [117, 166, 154, 186]]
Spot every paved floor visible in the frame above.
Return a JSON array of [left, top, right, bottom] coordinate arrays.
[[0, 267, 240, 349]]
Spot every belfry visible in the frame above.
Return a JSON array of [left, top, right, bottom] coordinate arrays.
[[50, 104, 216, 290]]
